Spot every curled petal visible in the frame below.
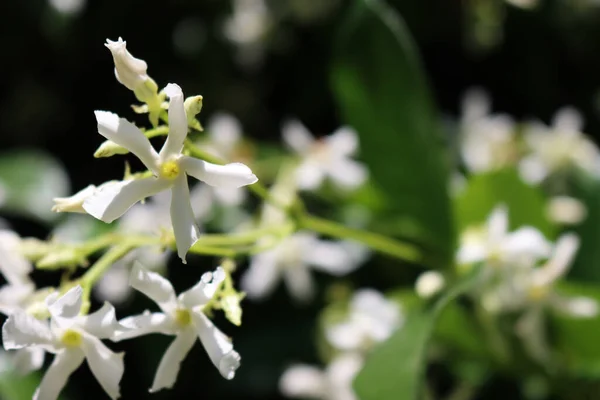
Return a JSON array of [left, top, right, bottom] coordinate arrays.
[[46, 286, 83, 328], [94, 111, 159, 173], [81, 302, 126, 339], [114, 311, 174, 342], [34, 350, 85, 400], [179, 267, 226, 308], [159, 84, 188, 159], [81, 334, 124, 400], [180, 156, 258, 188], [130, 263, 177, 313], [170, 177, 200, 263], [191, 312, 240, 379], [2, 312, 54, 350], [83, 178, 170, 223], [149, 329, 197, 393]]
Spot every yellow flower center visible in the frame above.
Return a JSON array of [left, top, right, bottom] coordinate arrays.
[[61, 329, 83, 347], [174, 308, 192, 327], [528, 285, 548, 301], [159, 160, 181, 180]]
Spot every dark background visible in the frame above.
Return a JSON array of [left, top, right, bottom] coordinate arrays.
[[2, 0, 600, 399]]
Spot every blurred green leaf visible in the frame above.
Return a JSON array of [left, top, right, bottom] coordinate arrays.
[[0, 366, 42, 400], [353, 271, 480, 400], [455, 168, 553, 237], [330, 0, 454, 266], [552, 281, 600, 377], [0, 149, 69, 223], [570, 172, 600, 281]]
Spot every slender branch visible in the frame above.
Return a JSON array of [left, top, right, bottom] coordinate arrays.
[[299, 214, 421, 263]]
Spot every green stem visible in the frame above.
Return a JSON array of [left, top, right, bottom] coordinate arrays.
[[143, 125, 169, 139], [299, 214, 421, 263]]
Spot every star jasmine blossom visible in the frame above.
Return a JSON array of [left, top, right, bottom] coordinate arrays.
[[112, 263, 241, 392], [2, 286, 127, 400], [82, 83, 258, 262]]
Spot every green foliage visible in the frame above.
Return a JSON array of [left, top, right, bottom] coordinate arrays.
[[330, 0, 454, 266], [0, 368, 46, 400], [353, 271, 480, 400], [455, 168, 554, 237], [0, 150, 69, 223]]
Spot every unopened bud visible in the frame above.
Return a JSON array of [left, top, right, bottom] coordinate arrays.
[[94, 140, 129, 158], [415, 271, 445, 299], [184, 95, 204, 131], [52, 185, 97, 213], [221, 292, 244, 326], [36, 247, 87, 270], [105, 37, 149, 93]]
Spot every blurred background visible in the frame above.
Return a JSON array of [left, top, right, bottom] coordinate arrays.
[[3, 0, 600, 399]]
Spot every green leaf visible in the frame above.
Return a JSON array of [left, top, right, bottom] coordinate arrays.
[[0, 149, 70, 223], [353, 271, 480, 400], [330, 0, 454, 265], [454, 168, 554, 237], [569, 172, 600, 281]]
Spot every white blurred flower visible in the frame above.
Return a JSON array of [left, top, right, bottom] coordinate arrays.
[[2, 286, 126, 400], [113, 264, 240, 391], [456, 206, 552, 268], [241, 232, 367, 302], [325, 289, 401, 352], [546, 196, 587, 225], [415, 271, 445, 299], [283, 120, 367, 191], [519, 107, 600, 184], [83, 83, 258, 262], [459, 88, 517, 174], [504, 0, 539, 9], [223, 0, 271, 67], [280, 353, 363, 400], [48, 0, 85, 15]]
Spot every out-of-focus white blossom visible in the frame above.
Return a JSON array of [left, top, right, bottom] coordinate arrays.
[[280, 353, 363, 400], [2, 286, 126, 400], [223, 0, 272, 67], [504, 0, 539, 9], [459, 88, 517, 174], [546, 196, 587, 225], [283, 120, 367, 191], [113, 264, 240, 391], [415, 271, 445, 299], [456, 206, 551, 268], [48, 0, 86, 15], [82, 83, 257, 262], [519, 107, 600, 184], [241, 232, 367, 302], [325, 289, 402, 352]]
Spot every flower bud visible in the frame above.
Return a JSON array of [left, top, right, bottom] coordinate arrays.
[[52, 185, 97, 213], [184, 95, 204, 130], [94, 140, 129, 158], [104, 37, 149, 93], [415, 271, 445, 299]]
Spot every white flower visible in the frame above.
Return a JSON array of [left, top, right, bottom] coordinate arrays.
[[415, 271, 445, 299], [459, 88, 516, 173], [52, 182, 121, 214], [224, 0, 270, 46], [279, 353, 363, 400], [241, 232, 367, 302], [519, 107, 600, 184], [104, 37, 149, 93], [456, 206, 552, 268], [2, 286, 126, 400], [282, 120, 367, 191], [546, 196, 587, 225], [113, 263, 240, 392], [0, 230, 33, 287], [83, 83, 258, 262], [325, 289, 401, 352]]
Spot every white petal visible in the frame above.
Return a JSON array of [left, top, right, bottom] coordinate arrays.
[[415, 271, 446, 299], [113, 311, 174, 342], [0, 230, 32, 285], [159, 84, 188, 159], [456, 241, 487, 264], [325, 322, 363, 351], [552, 106, 583, 133], [130, 262, 178, 313], [179, 267, 225, 308], [83, 177, 170, 223], [283, 265, 314, 303], [487, 205, 508, 244], [207, 113, 242, 154], [191, 312, 240, 379], [12, 347, 45, 375], [170, 177, 200, 263], [34, 350, 85, 400], [46, 286, 82, 327], [327, 158, 368, 190], [553, 296, 599, 318], [533, 233, 579, 287], [93, 264, 132, 305], [279, 364, 327, 398], [295, 161, 325, 190], [51, 185, 97, 214], [149, 329, 196, 392], [2, 312, 53, 350], [81, 334, 124, 400], [502, 227, 552, 263], [80, 302, 124, 339], [519, 156, 548, 185], [282, 119, 314, 155], [326, 353, 363, 400], [213, 186, 246, 207], [303, 239, 362, 276], [0, 282, 35, 314], [180, 156, 258, 188], [326, 126, 359, 156], [240, 252, 281, 300], [94, 111, 159, 172]]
